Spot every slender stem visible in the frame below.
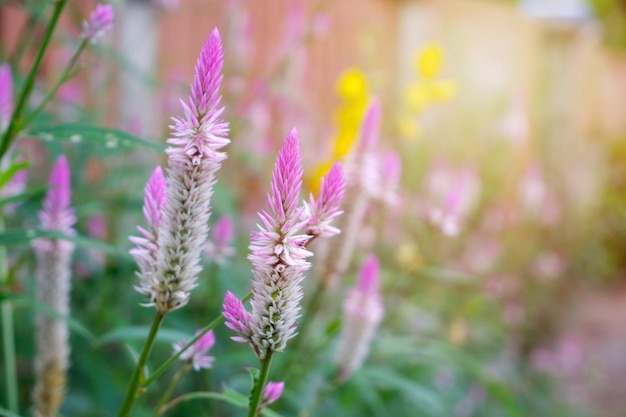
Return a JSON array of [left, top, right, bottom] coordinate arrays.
[[0, 215, 17, 413], [0, 0, 68, 160], [152, 364, 190, 417], [116, 312, 165, 417], [22, 39, 89, 127], [158, 391, 225, 415], [247, 351, 273, 417], [143, 292, 251, 388]]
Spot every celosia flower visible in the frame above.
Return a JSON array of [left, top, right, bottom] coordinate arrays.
[[82, 4, 114, 42], [334, 255, 384, 381], [302, 161, 346, 238], [262, 381, 284, 406], [223, 130, 312, 359], [204, 214, 236, 264], [130, 166, 167, 300], [32, 155, 76, 417], [147, 29, 229, 314], [223, 291, 252, 343], [172, 329, 216, 371], [0, 63, 12, 132]]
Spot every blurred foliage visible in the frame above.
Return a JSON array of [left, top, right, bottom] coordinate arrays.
[[589, 0, 626, 51]]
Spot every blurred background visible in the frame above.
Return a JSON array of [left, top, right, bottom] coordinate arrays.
[[2, 0, 626, 416]]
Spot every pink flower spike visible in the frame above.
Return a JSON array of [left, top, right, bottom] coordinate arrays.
[[38, 155, 75, 236], [247, 129, 313, 357], [358, 254, 380, 293], [173, 329, 216, 371], [304, 161, 346, 238], [222, 291, 251, 343], [0, 63, 13, 132], [359, 98, 381, 150], [82, 4, 114, 42], [262, 381, 285, 406]]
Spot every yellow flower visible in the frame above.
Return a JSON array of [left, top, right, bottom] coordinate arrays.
[[404, 83, 432, 112], [430, 79, 456, 101], [415, 42, 444, 79], [336, 67, 369, 101]]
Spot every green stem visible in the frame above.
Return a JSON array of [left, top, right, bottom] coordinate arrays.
[[116, 312, 165, 417], [0, 215, 17, 413], [247, 351, 274, 417], [158, 391, 225, 415], [143, 292, 251, 388], [22, 39, 88, 127], [152, 364, 190, 417], [0, 0, 68, 160]]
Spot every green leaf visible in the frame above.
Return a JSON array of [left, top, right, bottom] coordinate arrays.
[[1, 293, 96, 343], [0, 406, 25, 417], [96, 326, 190, 346], [0, 229, 131, 259], [0, 186, 47, 209], [28, 124, 165, 151], [0, 161, 29, 190]]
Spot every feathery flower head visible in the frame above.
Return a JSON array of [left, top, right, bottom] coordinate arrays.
[[0, 63, 12, 132], [204, 215, 236, 264], [130, 166, 167, 295], [303, 161, 346, 238], [224, 130, 312, 358], [262, 381, 285, 406], [173, 329, 215, 371], [149, 28, 230, 314], [334, 254, 384, 381], [82, 4, 114, 42], [31, 156, 76, 417]]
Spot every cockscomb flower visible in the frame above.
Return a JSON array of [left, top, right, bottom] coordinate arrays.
[[302, 161, 346, 238], [204, 214, 236, 264], [262, 381, 285, 406], [82, 4, 114, 42], [148, 29, 230, 314], [130, 166, 167, 300], [223, 291, 252, 343], [31, 155, 76, 417], [172, 329, 216, 371], [334, 255, 384, 381], [0, 63, 12, 132], [223, 130, 312, 359]]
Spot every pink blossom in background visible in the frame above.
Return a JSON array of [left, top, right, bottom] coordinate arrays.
[[457, 237, 502, 275], [498, 91, 529, 147], [262, 381, 285, 406], [377, 151, 402, 207], [173, 329, 216, 371], [519, 163, 561, 225], [334, 255, 384, 381], [204, 215, 236, 265], [531, 251, 565, 281], [86, 214, 108, 240], [483, 273, 519, 300], [82, 3, 114, 42], [424, 162, 481, 237], [0, 63, 13, 132]]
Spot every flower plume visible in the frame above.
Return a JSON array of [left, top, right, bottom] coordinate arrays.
[[173, 329, 216, 371], [303, 161, 346, 238], [82, 3, 114, 42], [139, 28, 229, 314], [223, 130, 313, 358]]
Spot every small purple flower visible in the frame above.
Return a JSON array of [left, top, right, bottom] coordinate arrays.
[[303, 161, 346, 238], [82, 4, 114, 42], [173, 329, 216, 371], [334, 254, 384, 381], [0, 63, 13, 132], [262, 381, 284, 406], [204, 215, 236, 264]]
